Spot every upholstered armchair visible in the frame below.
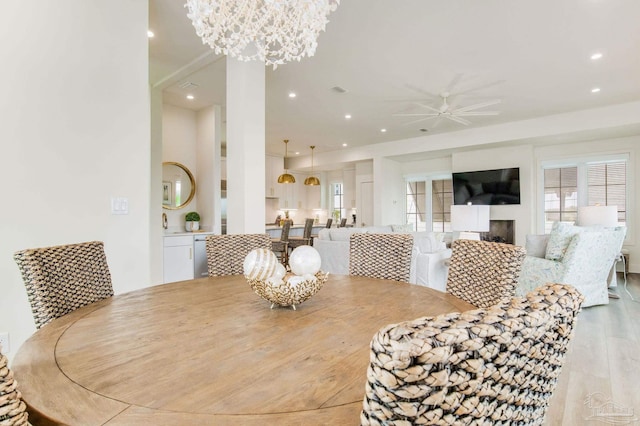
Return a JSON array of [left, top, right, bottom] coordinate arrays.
[[517, 222, 626, 307]]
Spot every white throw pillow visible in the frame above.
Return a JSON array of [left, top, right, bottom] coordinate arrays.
[[391, 224, 414, 233], [525, 234, 550, 258], [365, 226, 393, 234], [545, 222, 581, 261]]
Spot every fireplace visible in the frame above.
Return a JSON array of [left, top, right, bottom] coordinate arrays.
[[481, 220, 514, 244]]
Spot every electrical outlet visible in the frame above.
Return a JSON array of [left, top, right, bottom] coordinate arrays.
[[0, 332, 9, 353]]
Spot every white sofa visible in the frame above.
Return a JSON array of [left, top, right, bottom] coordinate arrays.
[[313, 225, 452, 291]]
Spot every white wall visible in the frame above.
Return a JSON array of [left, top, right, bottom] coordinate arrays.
[[0, 1, 150, 361], [162, 104, 198, 230], [452, 145, 534, 247], [375, 157, 405, 226], [196, 106, 221, 233]]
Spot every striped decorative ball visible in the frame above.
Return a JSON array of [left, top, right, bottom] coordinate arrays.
[[243, 249, 278, 281]]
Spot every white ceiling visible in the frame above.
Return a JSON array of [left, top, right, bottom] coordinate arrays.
[[149, 0, 640, 159]]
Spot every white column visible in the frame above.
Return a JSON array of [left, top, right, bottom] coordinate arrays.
[[226, 58, 266, 234]]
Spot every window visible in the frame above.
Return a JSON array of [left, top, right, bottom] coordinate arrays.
[[587, 162, 626, 224], [406, 178, 452, 232], [406, 181, 426, 231], [544, 167, 577, 232], [432, 179, 452, 232], [543, 159, 627, 233], [332, 183, 344, 221]]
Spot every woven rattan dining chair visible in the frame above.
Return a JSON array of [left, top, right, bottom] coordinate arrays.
[[339, 218, 347, 227], [0, 346, 29, 425], [205, 234, 272, 277], [288, 218, 315, 251], [272, 220, 291, 266], [361, 283, 584, 425], [349, 233, 414, 282], [446, 239, 527, 308], [13, 241, 114, 329]]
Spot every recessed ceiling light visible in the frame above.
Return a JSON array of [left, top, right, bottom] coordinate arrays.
[[295, 151, 300, 155], [590, 52, 603, 60], [345, 114, 352, 119], [147, 30, 154, 38], [288, 92, 297, 98], [380, 128, 387, 133], [342, 143, 348, 147], [186, 94, 195, 100], [591, 87, 601, 93]]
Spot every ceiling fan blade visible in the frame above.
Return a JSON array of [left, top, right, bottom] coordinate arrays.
[[450, 79, 506, 97], [430, 117, 444, 129], [415, 102, 444, 114], [403, 83, 440, 100], [454, 99, 502, 113], [445, 73, 464, 93], [401, 116, 440, 126], [454, 111, 501, 116], [393, 112, 440, 116], [445, 115, 472, 126]]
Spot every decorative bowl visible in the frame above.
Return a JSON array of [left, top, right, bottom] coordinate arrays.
[[246, 271, 329, 310]]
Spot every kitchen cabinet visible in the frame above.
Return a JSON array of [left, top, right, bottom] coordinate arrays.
[[279, 172, 307, 210], [163, 233, 214, 283], [307, 183, 322, 209], [163, 235, 194, 283]]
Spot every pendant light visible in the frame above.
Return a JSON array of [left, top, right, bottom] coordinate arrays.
[[277, 139, 296, 184], [304, 145, 320, 186]]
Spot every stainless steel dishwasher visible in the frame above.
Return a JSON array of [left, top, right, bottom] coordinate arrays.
[[194, 235, 208, 278]]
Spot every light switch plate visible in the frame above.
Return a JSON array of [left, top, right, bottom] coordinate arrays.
[[111, 197, 129, 215]]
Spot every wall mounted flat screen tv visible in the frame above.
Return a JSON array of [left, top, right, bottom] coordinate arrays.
[[453, 167, 520, 205]]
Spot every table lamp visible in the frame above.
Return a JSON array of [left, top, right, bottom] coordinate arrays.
[[451, 204, 490, 240], [577, 205, 618, 227], [577, 204, 621, 300]]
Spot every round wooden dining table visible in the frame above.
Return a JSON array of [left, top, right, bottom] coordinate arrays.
[[12, 274, 475, 426]]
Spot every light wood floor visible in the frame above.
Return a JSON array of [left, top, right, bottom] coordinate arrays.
[[545, 272, 640, 424]]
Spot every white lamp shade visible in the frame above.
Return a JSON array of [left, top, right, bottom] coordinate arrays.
[[451, 205, 490, 232], [577, 205, 618, 227]]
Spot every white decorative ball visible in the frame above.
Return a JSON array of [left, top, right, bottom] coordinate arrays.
[[243, 249, 278, 281], [302, 273, 317, 283], [272, 262, 287, 280], [266, 276, 284, 287], [287, 275, 306, 287], [289, 246, 321, 276]]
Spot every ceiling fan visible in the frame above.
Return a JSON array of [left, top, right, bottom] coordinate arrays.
[[393, 92, 501, 127]]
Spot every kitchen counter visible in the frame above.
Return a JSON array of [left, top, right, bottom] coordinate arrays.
[[164, 230, 215, 236]]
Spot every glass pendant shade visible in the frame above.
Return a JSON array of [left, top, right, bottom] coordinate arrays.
[[304, 145, 320, 186], [278, 139, 296, 184]]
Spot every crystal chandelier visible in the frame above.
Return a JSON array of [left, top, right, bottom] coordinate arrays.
[[185, 0, 340, 68]]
